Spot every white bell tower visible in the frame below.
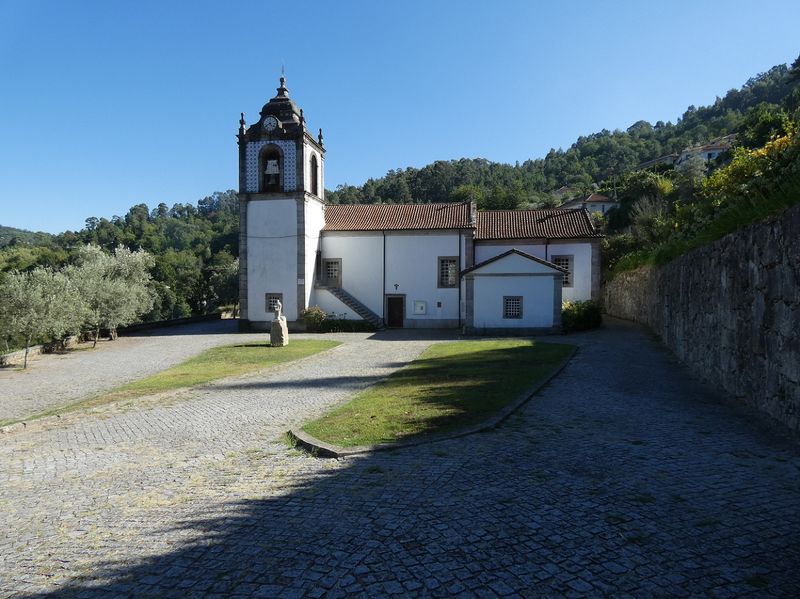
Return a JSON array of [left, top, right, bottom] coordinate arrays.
[[237, 76, 326, 330]]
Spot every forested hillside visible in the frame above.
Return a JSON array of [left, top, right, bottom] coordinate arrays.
[[328, 61, 800, 208], [0, 225, 52, 249]]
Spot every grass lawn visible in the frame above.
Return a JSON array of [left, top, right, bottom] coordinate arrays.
[[1, 339, 339, 426], [302, 339, 574, 447]]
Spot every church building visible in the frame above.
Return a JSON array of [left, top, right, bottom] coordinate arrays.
[[237, 78, 602, 333]]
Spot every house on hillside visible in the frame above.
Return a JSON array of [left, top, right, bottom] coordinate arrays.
[[674, 134, 736, 167], [636, 153, 679, 170], [559, 193, 618, 215], [236, 78, 603, 333]]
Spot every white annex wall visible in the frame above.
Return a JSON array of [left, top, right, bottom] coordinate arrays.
[[472, 275, 557, 329], [474, 241, 593, 301], [247, 199, 298, 321]]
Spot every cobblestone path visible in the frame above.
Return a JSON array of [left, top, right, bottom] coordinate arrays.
[[1, 319, 799, 597], [0, 320, 270, 422]]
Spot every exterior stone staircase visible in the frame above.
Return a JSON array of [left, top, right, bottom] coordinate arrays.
[[321, 286, 385, 330]]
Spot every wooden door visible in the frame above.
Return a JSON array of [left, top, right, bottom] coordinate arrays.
[[386, 296, 404, 328]]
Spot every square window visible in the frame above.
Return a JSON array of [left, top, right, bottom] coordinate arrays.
[[552, 255, 573, 287], [265, 293, 283, 313], [322, 259, 341, 287], [503, 296, 522, 319], [438, 257, 458, 288]]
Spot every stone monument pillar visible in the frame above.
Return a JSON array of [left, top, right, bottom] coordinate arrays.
[[270, 299, 289, 346]]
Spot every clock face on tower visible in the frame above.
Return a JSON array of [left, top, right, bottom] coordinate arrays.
[[263, 116, 278, 132]]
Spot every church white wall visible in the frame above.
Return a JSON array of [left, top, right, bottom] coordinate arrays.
[[472, 275, 557, 329], [319, 230, 466, 327], [247, 200, 298, 321], [385, 232, 463, 327], [320, 232, 384, 316], [474, 241, 594, 302]]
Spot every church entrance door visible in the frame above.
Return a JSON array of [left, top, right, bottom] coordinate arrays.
[[385, 295, 404, 328]]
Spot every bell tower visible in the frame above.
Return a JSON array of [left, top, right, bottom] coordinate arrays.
[[237, 76, 326, 330]]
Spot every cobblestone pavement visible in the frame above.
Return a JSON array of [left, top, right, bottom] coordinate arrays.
[[0, 320, 271, 422], [1, 319, 799, 597]]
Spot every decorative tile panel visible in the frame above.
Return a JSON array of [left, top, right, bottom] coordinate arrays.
[[245, 140, 297, 192]]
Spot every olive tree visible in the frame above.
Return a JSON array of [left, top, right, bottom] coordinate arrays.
[[70, 244, 156, 346], [0, 268, 83, 368]]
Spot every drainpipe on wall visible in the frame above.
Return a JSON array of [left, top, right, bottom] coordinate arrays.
[[458, 229, 462, 329], [545, 238, 549, 261], [382, 231, 386, 325]]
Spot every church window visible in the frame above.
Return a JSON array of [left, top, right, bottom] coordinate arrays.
[[310, 154, 319, 196], [438, 257, 458, 288], [552, 255, 573, 287], [323, 259, 341, 287], [265, 293, 283, 313], [503, 296, 523, 319], [261, 146, 282, 192]]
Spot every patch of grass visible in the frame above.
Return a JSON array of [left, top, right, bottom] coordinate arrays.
[[0, 340, 339, 427], [112, 340, 338, 398], [302, 340, 575, 447]]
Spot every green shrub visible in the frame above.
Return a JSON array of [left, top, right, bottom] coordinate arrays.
[[561, 300, 602, 332], [301, 305, 376, 333], [300, 305, 328, 332]]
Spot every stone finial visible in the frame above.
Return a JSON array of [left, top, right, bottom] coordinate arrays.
[[300, 108, 305, 125], [277, 75, 288, 97], [238, 112, 246, 135], [318, 128, 324, 146]]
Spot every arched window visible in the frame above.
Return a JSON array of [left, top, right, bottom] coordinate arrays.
[[260, 146, 281, 192], [310, 154, 319, 196]]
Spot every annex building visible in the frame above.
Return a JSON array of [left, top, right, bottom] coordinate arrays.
[[237, 78, 602, 333]]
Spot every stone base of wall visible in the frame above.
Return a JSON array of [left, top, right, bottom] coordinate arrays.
[[603, 204, 800, 435]]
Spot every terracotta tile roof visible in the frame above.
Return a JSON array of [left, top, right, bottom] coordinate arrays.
[[461, 248, 567, 275], [323, 202, 473, 231], [476, 208, 602, 240]]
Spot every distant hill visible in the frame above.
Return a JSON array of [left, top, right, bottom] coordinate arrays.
[[327, 58, 800, 207], [0, 225, 53, 248]]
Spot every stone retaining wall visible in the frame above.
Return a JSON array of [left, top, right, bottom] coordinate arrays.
[[603, 204, 800, 434]]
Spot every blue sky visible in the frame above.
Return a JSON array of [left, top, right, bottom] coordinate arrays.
[[1, 0, 798, 233]]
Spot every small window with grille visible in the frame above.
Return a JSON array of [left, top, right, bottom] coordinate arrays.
[[438, 257, 458, 288], [323, 259, 341, 287], [503, 296, 523, 319], [552, 255, 573, 287], [265, 293, 283, 313]]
